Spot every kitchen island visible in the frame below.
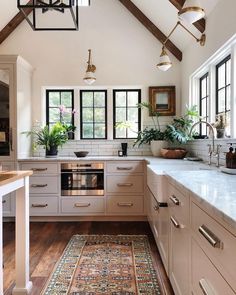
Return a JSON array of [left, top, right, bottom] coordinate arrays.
[[0, 171, 32, 295]]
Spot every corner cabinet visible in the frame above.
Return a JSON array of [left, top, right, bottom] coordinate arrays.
[[0, 55, 33, 161]]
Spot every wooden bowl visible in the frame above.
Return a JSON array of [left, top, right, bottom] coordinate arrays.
[[74, 151, 89, 158], [160, 148, 187, 159]]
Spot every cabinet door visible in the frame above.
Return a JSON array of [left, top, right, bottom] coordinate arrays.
[[0, 64, 15, 160]]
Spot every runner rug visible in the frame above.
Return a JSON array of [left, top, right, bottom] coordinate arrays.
[[42, 235, 162, 295]]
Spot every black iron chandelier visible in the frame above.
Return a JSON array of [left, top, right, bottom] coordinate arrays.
[[17, 0, 90, 31]]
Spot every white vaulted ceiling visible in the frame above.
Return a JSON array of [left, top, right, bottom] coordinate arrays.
[[0, 0, 220, 51]]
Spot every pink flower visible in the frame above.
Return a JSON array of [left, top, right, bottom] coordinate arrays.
[[59, 105, 66, 114]]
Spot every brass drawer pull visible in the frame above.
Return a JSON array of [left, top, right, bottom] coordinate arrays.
[[170, 195, 180, 205], [31, 168, 48, 172], [117, 183, 133, 187], [31, 184, 48, 188], [199, 278, 215, 295], [170, 216, 180, 228], [74, 203, 91, 208], [116, 167, 132, 171], [117, 202, 133, 207], [32, 204, 48, 208], [2, 200, 6, 204], [199, 225, 221, 248]]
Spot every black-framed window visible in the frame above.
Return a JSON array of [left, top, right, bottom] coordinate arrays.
[[199, 73, 209, 136], [113, 89, 141, 139], [80, 90, 107, 139], [216, 55, 231, 133], [46, 89, 74, 131]]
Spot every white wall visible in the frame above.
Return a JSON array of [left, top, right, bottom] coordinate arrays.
[[0, 0, 181, 130], [181, 0, 236, 112]]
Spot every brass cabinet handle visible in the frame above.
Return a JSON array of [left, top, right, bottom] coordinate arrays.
[[170, 216, 180, 228], [2, 200, 6, 204], [31, 168, 48, 172], [169, 195, 180, 205], [74, 203, 91, 208], [199, 278, 215, 295], [32, 204, 48, 208], [199, 225, 222, 248], [31, 184, 48, 188], [116, 167, 133, 171], [117, 183, 133, 187], [117, 202, 133, 207]]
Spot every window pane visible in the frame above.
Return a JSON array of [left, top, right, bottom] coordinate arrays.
[[94, 92, 105, 107], [116, 108, 126, 122], [218, 64, 225, 89], [128, 124, 138, 138], [49, 92, 60, 106], [226, 86, 231, 111], [201, 78, 206, 98], [82, 92, 93, 107], [201, 98, 206, 117], [128, 91, 139, 106], [225, 112, 230, 137], [82, 124, 93, 138], [202, 123, 207, 136], [62, 110, 72, 122], [115, 92, 126, 107], [49, 108, 60, 122], [94, 124, 105, 138], [218, 89, 225, 113], [61, 92, 72, 107], [82, 108, 93, 122], [128, 108, 138, 122], [226, 60, 231, 85], [116, 128, 126, 138], [94, 108, 105, 122]]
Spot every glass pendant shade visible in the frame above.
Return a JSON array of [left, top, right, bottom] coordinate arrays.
[[83, 49, 96, 85], [178, 0, 205, 24], [156, 47, 172, 71]]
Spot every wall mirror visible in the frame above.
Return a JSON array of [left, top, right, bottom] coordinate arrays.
[[149, 86, 176, 116]]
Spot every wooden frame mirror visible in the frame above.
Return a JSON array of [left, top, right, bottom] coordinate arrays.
[[149, 86, 176, 116]]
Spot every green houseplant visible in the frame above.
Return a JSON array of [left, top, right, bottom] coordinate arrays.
[[24, 122, 68, 157]]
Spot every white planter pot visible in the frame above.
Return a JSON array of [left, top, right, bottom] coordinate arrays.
[[150, 140, 167, 157]]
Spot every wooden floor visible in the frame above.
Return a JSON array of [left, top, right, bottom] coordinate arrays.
[[3, 221, 174, 295]]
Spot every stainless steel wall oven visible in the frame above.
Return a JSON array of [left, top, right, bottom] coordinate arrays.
[[61, 163, 104, 196]]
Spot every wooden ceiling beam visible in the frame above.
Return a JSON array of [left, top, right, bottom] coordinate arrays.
[[169, 0, 206, 33], [0, 1, 33, 45], [119, 0, 182, 61]]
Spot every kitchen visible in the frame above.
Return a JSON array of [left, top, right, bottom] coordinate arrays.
[[0, 0, 236, 294]]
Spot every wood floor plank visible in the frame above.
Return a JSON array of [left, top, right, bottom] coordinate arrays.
[[3, 221, 174, 295]]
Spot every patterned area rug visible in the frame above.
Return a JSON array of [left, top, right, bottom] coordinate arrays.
[[42, 235, 161, 295]]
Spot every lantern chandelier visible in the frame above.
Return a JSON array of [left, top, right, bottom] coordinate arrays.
[[83, 49, 96, 85], [157, 0, 206, 71], [17, 0, 90, 31]]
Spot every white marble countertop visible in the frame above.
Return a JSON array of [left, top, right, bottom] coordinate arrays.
[[166, 170, 236, 231], [18, 156, 148, 161]]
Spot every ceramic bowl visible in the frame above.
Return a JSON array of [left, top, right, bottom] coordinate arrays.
[[74, 151, 89, 158]]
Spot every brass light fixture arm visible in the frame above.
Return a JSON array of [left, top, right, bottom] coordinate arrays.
[[163, 21, 206, 47], [86, 49, 96, 73]]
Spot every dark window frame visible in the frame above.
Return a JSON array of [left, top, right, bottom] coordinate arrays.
[[46, 89, 75, 138], [80, 90, 107, 140], [199, 73, 209, 136], [216, 55, 231, 115], [113, 89, 141, 139]]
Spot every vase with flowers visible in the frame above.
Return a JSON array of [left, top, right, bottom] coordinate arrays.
[[212, 113, 226, 138], [59, 105, 77, 139]]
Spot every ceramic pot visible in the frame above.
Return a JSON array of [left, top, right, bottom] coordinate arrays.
[[216, 129, 225, 138], [150, 140, 167, 157], [46, 145, 58, 157]]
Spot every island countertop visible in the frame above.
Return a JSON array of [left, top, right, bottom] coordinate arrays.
[[0, 171, 33, 186]]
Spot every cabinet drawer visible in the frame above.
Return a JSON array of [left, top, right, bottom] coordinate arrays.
[[107, 196, 143, 214], [30, 197, 58, 215], [106, 161, 143, 173], [106, 175, 143, 193], [61, 197, 105, 214], [29, 176, 58, 194], [191, 202, 236, 289], [191, 238, 235, 295], [20, 163, 58, 174], [168, 182, 189, 225]]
